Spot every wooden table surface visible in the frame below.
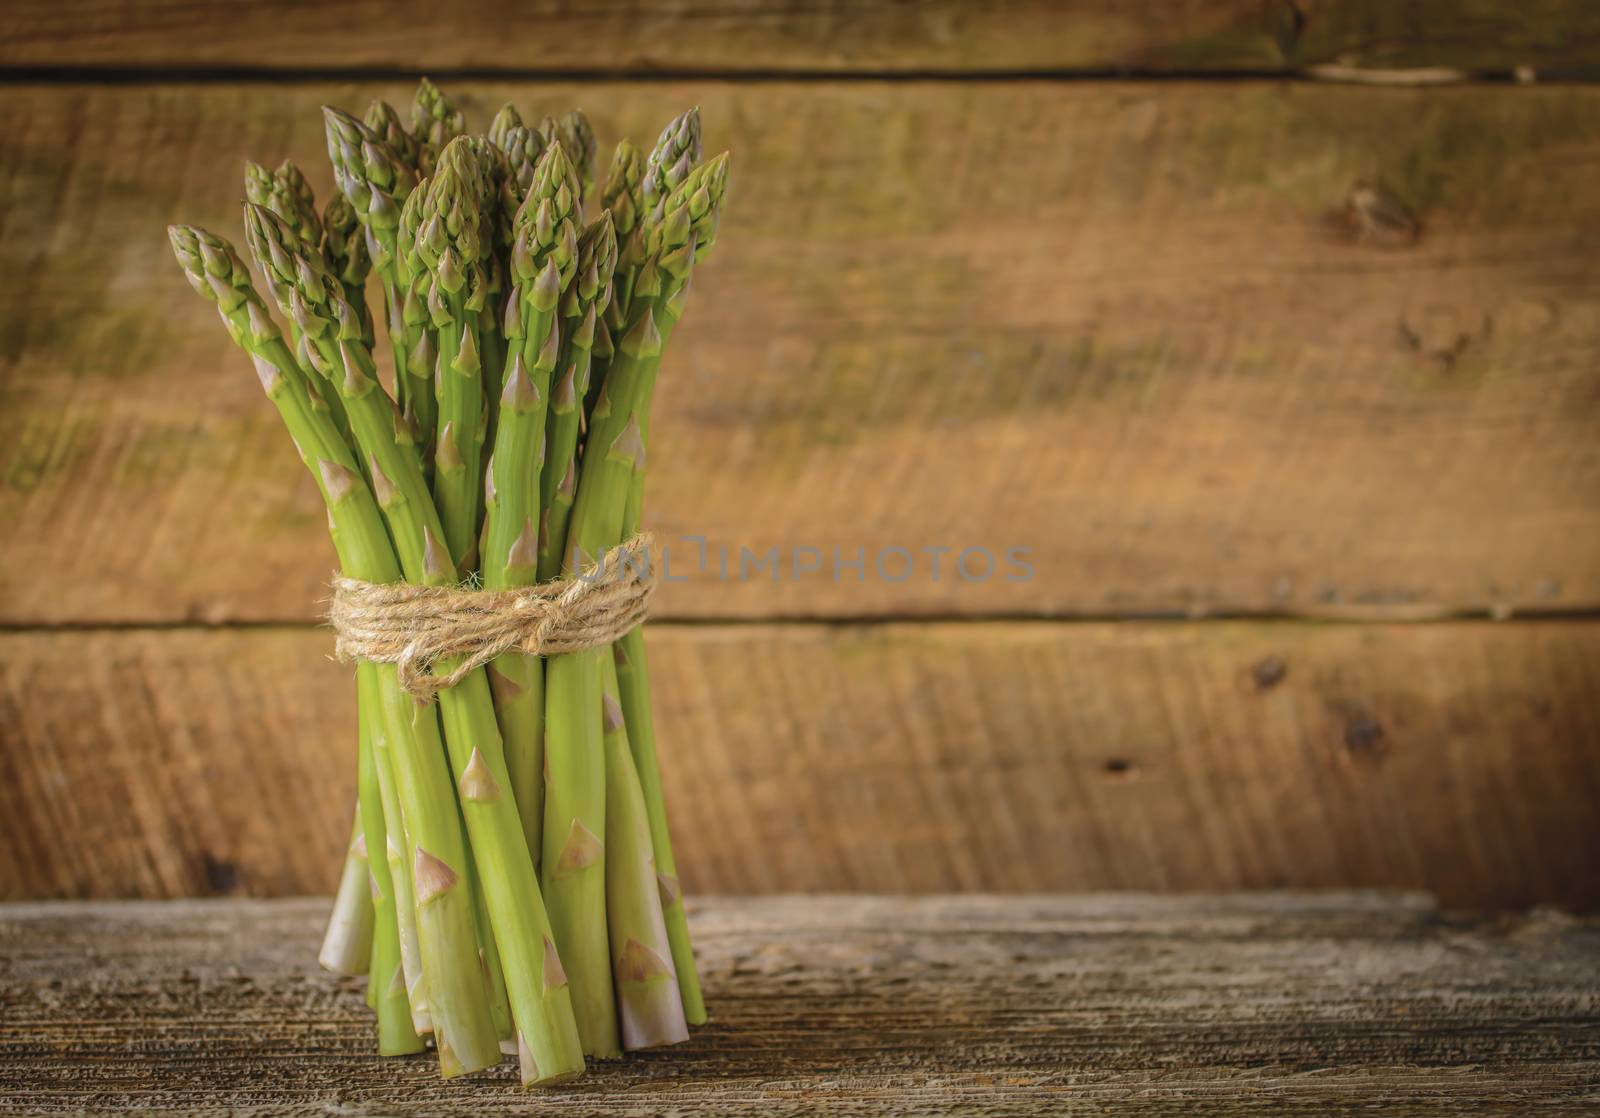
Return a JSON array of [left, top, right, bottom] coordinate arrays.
[[2, 893, 1596, 1115]]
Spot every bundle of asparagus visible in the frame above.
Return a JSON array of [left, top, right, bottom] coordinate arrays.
[[169, 79, 727, 1083]]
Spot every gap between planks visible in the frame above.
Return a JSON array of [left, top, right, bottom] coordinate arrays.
[[6, 608, 1600, 634], [0, 65, 1588, 86]]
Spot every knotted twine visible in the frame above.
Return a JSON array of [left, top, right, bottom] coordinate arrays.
[[328, 533, 656, 698]]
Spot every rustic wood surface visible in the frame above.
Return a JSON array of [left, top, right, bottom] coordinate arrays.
[[3, 7, 1597, 921], [5, 1, 1600, 74], [4, 82, 1600, 624], [1, 893, 1596, 1115], [4, 620, 1596, 909]]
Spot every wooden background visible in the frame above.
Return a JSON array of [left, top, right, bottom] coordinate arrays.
[[2, 1, 1598, 910]]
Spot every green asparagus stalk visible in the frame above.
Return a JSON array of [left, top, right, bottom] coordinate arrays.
[[322, 192, 376, 350], [608, 151, 730, 1025], [581, 139, 644, 423], [324, 108, 419, 291], [465, 826, 517, 1050], [539, 313, 653, 1060], [600, 140, 645, 318], [242, 202, 584, 1086], [366, 655, 432, 1036], [601, 657, 689, 1048], [318, 809, 373, 976], [418, 137, 491, 572], [170, 224, 501, 1076], [539, 657, 614, 1056], [323, 107, 432, 454], [530, 142, 712, 1060], [245, 159, 364, 459], [536, 180, 705, 1054], [466, 136, 514, 470], [480, 143, 588, 860], [356, 667, 427, 1055], [396, 187, 439, 467], [588, 106, 697, 419], [535, 188, 608, 583], [612, 627, 704, 1023], [247, 164, 380, 984]]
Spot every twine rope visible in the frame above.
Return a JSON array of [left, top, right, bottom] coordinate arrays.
[[329, 533, 656, 698]]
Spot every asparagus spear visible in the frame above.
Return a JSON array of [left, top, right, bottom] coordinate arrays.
[[539, 309, 653, 1060], [242, 204, 584, 1086], [412, 77, 465, 177], [466, 135, 516, 470], [417, 137, 492, 573], [486, 104, 544, 194], [245, 160, 321, 243], [244, 159, 366, 456], [466, 817, 517, 1052], [357, 667, 427, 1054], [365, 645, 432, 1037], [535, 157, 725, 1054], [580, 139, 644, 424], [608, 151, 731, 1025], [170, 225, 501, 1076], [555, 109, 597, 200], [396, 186, 439, 466], [324, 107, 433, 452], [318, 809, 373, 976], [242, 159, 387, 980], [487, 103, 522, 152], [587, 105, 698, 421], [600, 139, 645, 317], [533, 167, 609, 585], [481, 143, 586, 859], [612, 627, 704, 1023], [643, 107, 701, 210], [322, 191, 376, 350], [601, 657, 688, 1049], [364, 99, 422, 174]]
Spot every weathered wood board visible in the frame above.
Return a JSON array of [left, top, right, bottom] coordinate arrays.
[[4, 1, 1600, 74], [3, 82, 1600, 623], [4, 620, 1597, 909], [1, 894, 1596, 1114]]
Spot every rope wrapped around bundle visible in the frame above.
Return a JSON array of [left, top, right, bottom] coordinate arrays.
[[329, 532, 656, 698]]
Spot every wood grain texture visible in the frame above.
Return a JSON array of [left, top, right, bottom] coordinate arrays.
[[4, 81, 1600, 624], [3, 1, 1599, 73], [4, 620, 1597, 909], [2, 894, 1597, 1114]]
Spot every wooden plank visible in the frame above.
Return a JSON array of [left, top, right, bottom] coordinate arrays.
[[4, 1, 1600, 74], [5, 82, 1600, 625], [3, 620, 1597, 909], [1, 894, 1596, 1114]]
